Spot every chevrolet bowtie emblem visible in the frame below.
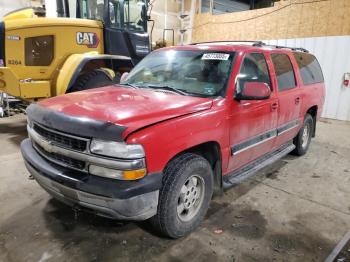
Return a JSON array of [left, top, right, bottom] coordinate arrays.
[[43, 139, 54, 153]]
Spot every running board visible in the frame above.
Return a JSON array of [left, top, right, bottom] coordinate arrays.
[[223, 143, 296, 189]]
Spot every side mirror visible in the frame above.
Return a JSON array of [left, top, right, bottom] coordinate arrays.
[[120, 72, 129, 83], [236, 82, 271, 101]]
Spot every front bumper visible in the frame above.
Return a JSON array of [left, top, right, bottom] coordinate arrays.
[[21, 139, 162, 220]]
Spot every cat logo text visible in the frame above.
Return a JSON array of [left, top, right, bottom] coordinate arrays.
[[76, 32, 99, 48]]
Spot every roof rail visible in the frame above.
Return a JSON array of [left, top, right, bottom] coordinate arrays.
[[190, 40, 309, 53], [259, 43, 309, 53], [190, 40, 266, 46]]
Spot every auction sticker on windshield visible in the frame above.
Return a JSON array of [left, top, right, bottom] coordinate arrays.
[[202, 53, 230, 60]]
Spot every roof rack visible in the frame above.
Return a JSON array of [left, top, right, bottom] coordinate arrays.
[[191, 40, 266, 46], [261, 43, 309, 53], [190, 40, 309, 53]]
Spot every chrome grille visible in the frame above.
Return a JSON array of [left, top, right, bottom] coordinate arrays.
[[30, 122, 89, 172], [28, 122, 145, 174], [34, 142, 86, 170], [33, 123, 88, 152]]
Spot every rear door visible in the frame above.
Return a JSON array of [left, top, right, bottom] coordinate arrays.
[[228, 52, 278, 172], [270, 52, 302, 148]]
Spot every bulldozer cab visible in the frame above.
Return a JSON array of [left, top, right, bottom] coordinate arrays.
[[59, 0, 150, 64]]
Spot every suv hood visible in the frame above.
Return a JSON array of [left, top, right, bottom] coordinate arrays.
[[38, 86, 213, 138]]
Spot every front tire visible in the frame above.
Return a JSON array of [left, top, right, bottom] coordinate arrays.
[[68, 69, 117, 93], [292, 114, 314, 156], [151, 153, 214, 239]]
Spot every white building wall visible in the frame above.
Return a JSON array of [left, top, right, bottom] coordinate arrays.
[[265, 36, 350, 122], [44, 0, 58, 18], [0, 0, 31, 18]]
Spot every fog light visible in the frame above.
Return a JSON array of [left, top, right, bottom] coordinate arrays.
[[89, 165, 124, 179], [89, 165, 146, 180]]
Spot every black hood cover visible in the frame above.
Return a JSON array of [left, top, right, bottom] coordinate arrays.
[[26, 104, 127, 142]]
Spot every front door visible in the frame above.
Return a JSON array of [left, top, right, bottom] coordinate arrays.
[[228, 52, 278, 172]]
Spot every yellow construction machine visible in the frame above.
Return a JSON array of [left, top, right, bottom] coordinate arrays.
[[0, 0, 150, 103]]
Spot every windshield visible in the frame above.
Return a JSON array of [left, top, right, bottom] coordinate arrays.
[[123, 50, 235, 97]]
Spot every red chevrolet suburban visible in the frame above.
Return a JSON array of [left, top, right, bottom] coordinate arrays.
[[21, 41, 325, 238]]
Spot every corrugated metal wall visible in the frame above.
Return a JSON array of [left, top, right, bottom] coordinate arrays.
[[265, 36, 350, 121], [201, 0, 250, 14]]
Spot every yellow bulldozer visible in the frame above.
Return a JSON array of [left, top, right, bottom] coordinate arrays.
[[0, 0, 150, 104]]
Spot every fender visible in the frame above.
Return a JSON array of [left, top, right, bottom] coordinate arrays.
[[55, 52, 133, 95], [126, 104, 231, 175]]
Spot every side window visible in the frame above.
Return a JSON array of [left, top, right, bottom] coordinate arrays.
[[236, 53, 271, 94], [109, 0, 122, 28], [293, 52, 324, 85], [79, 0, 104, 20], [271, 53, 296, 91], [124, 0, 147, 32]]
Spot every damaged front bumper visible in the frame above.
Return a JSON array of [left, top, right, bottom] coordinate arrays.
[[21, 139, 161, 220]]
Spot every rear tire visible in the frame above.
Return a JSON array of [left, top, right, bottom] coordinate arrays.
[[292, 114, 314, 156], [68, 69, 117, 93], [150, 153, 214, 239]]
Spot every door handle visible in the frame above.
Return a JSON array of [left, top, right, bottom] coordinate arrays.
[[271, 102, 279, 111], [295, 97, 300, 104]]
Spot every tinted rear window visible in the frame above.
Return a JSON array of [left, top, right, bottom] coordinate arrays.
[[271, 53, 296, 91], [293, 52, 324, 85]]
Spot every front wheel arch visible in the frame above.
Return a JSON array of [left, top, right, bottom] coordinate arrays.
[[164, 141, 223, 195], [66, 58, 133, 93], [151, 153, 214, 238], [67, 69, 117, 93], [56, 54, 133, 95]]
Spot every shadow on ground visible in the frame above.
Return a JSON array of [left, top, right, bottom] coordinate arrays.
[[0, 117, 27, 147], [0, 158, 296, 262], [1, 116, 347, 262]]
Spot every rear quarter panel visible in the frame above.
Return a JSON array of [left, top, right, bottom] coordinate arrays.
[[300, 82, 325, 120]]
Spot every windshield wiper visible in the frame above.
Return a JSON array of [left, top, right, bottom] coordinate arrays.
[[146, 85, 188, 96]]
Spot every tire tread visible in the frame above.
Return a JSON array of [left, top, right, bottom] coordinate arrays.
[[151, 153, 213, 238]]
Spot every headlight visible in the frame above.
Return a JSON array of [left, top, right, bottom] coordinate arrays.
[[25, 35, 54, 66], [90, 139, 145, 159]]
